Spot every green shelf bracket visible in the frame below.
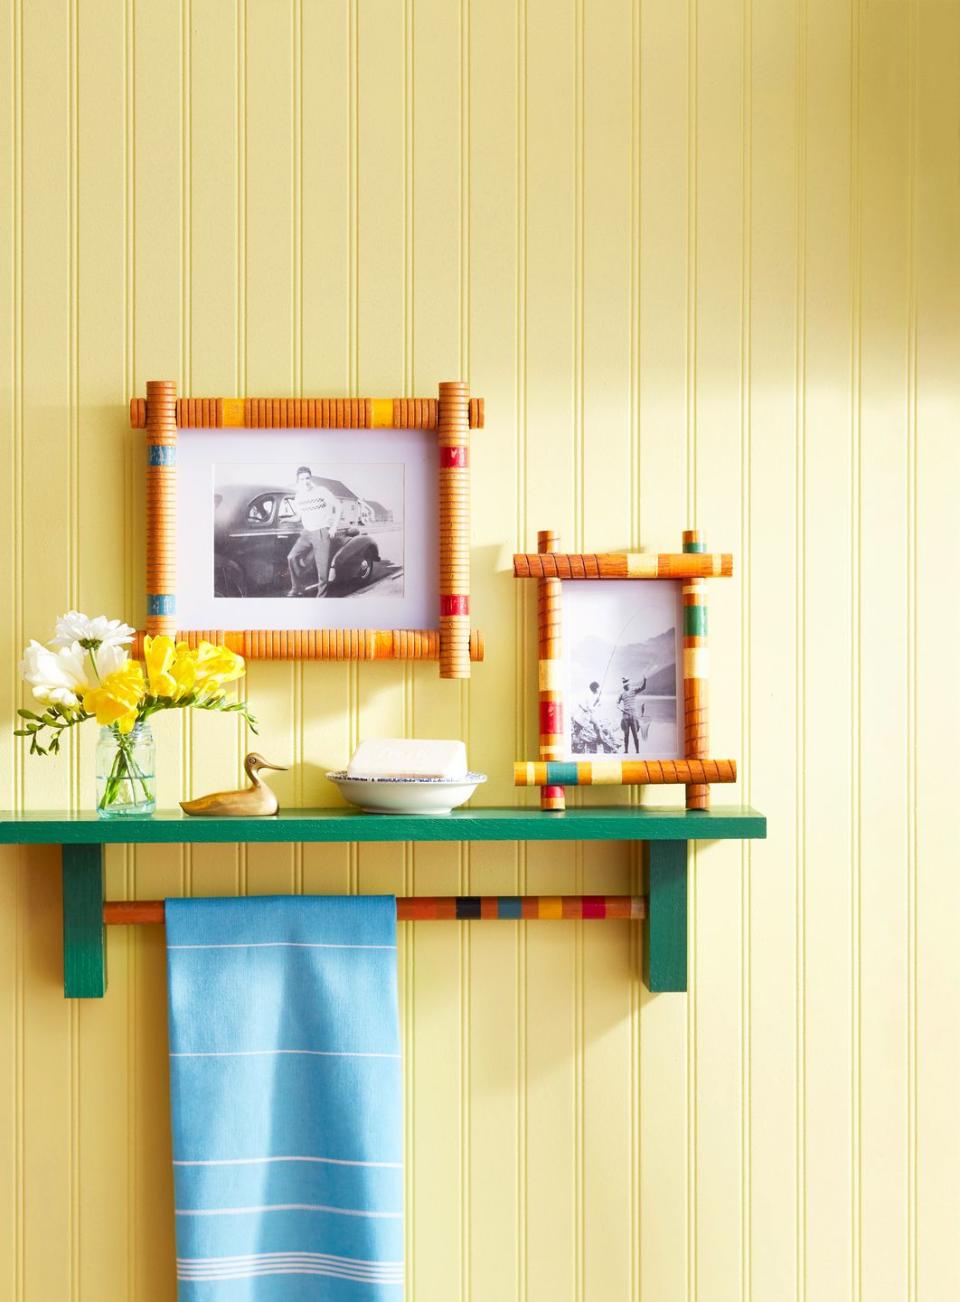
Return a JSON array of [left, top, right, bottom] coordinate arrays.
[[62, 843, 106, 998], [643, 840, 688, 993]]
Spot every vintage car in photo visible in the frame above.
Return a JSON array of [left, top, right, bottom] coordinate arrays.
[[214, 481, 383, 598]]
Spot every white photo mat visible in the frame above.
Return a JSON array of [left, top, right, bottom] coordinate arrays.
[[561, 579, 683, 761], [176, 427, 438, 632]]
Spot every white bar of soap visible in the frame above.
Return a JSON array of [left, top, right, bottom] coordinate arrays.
[[347, 739, 468, 780]]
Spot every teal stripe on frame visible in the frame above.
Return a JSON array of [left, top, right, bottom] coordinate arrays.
[[683, 540, 706, 553], [684, 605, 708, 636], [148, 594, 175, 616], [148, 444, 176, 466], [548, 761, 580, 786]]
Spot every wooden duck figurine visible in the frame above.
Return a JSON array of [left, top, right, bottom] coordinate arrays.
[[180, 752, 287, 817]]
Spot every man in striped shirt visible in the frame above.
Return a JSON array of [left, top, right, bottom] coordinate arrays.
[[287, 466, 343, 597]]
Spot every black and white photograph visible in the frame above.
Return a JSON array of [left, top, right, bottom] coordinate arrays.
[[175, 426, 437, 633], [213, 462, 404, 600], [562, 579, 682, 759]]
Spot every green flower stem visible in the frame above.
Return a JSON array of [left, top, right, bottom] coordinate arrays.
[[98, 729, 153, 812]]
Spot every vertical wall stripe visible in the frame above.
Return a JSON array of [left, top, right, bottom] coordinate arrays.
[[848, 0, 863, 1296], [791, 0, 807, 1291], [795, 0, 808, 1291], [740, 0, 754, 1294], [13, 0, 24, 818], [686, 5, 699, 1299], [67, 2, 80, 1298], [181, 0, 193, 900], [292, 0, 304, 888], [905, 3, 919, 1298], [458, 10, 468, 1302], [12, 3, 23, 1224], [122, 3, 136, 1296], [516, 4, 528, 1298]]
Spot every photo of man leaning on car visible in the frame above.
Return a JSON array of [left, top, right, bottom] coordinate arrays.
[[212, 461, 403, 601], [287, 466, 343, 596]]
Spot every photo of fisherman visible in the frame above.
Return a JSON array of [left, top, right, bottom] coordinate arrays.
[[616, 674, 648, 753]]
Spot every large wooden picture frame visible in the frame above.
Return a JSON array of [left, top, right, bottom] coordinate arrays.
[[514, 529, 736, 809], [131, 379, 484, 678]]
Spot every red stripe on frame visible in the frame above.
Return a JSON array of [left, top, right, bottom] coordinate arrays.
[[440, 446, 469, 468], [539, 700, 563, 735], [440, 594, 470, 616]]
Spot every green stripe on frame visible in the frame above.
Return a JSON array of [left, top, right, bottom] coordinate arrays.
[[549, 761, 580, 786], [684, 605, 708, 636], [683, 539, 706, 553]]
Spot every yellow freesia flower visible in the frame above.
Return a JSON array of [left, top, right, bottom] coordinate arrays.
[[191, 641, 245, 699], [82, 660, 146, 733], [170, 643, 198, 698], [143, 635, 177, 698]]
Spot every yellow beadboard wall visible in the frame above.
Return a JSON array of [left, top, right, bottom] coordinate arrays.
[[1, 0, 958, 1299]]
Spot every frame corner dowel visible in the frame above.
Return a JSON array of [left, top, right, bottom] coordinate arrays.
[[682, 528, 710, 810], [437, 380, 472, 679], [537, 529, 566, 811], [145, 379, 178, 638], [62, 843, 107, 998]]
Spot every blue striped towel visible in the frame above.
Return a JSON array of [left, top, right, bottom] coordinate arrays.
[[165, 895, 403, 1299]]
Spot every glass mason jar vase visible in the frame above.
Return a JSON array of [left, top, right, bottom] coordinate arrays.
[[95, 722, 156, 818]]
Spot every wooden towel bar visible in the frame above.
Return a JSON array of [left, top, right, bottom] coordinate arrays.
[[104, 896, 647, 925]]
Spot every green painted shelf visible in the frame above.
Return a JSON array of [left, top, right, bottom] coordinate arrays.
[[0, 804, 765, 844], [0, 806, 766, 1000]]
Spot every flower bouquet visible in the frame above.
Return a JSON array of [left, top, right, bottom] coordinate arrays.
[[16, 613, 257, 818]]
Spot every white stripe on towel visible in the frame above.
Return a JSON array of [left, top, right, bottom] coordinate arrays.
[[176, 1252, 403, 1282], [179, 1272, 400, 1285], [179, 1270, 401, 1285], [168, 941, 396, 951], [174, 1154, 402, 1169], [178, 1265, 402, 1284], [170, 1048, 400, 1059], [178, 1260, 402, 1277], [179, 1273, 401, 1285], [175, 1203, 402, 1219], [178, 1251, 402, 1269]]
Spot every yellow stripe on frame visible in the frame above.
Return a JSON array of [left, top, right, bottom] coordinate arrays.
[[683, 646, 710, 679], [538, 658, 562, 692], [586, 759, 623, 785], [371, 398, 394, 428], [221, 398, 245, 427], [626, 552, 659, 577], [538, 897, 564, 920]]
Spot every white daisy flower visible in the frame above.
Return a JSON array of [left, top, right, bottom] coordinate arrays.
[[50, 611, 135, 651]]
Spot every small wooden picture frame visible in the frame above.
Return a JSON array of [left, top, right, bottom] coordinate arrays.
[[513, 530, 736, 809], [131, 379, 484, 678]]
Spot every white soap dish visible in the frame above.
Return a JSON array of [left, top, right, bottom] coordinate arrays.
[[328, 771, 487, 815]]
